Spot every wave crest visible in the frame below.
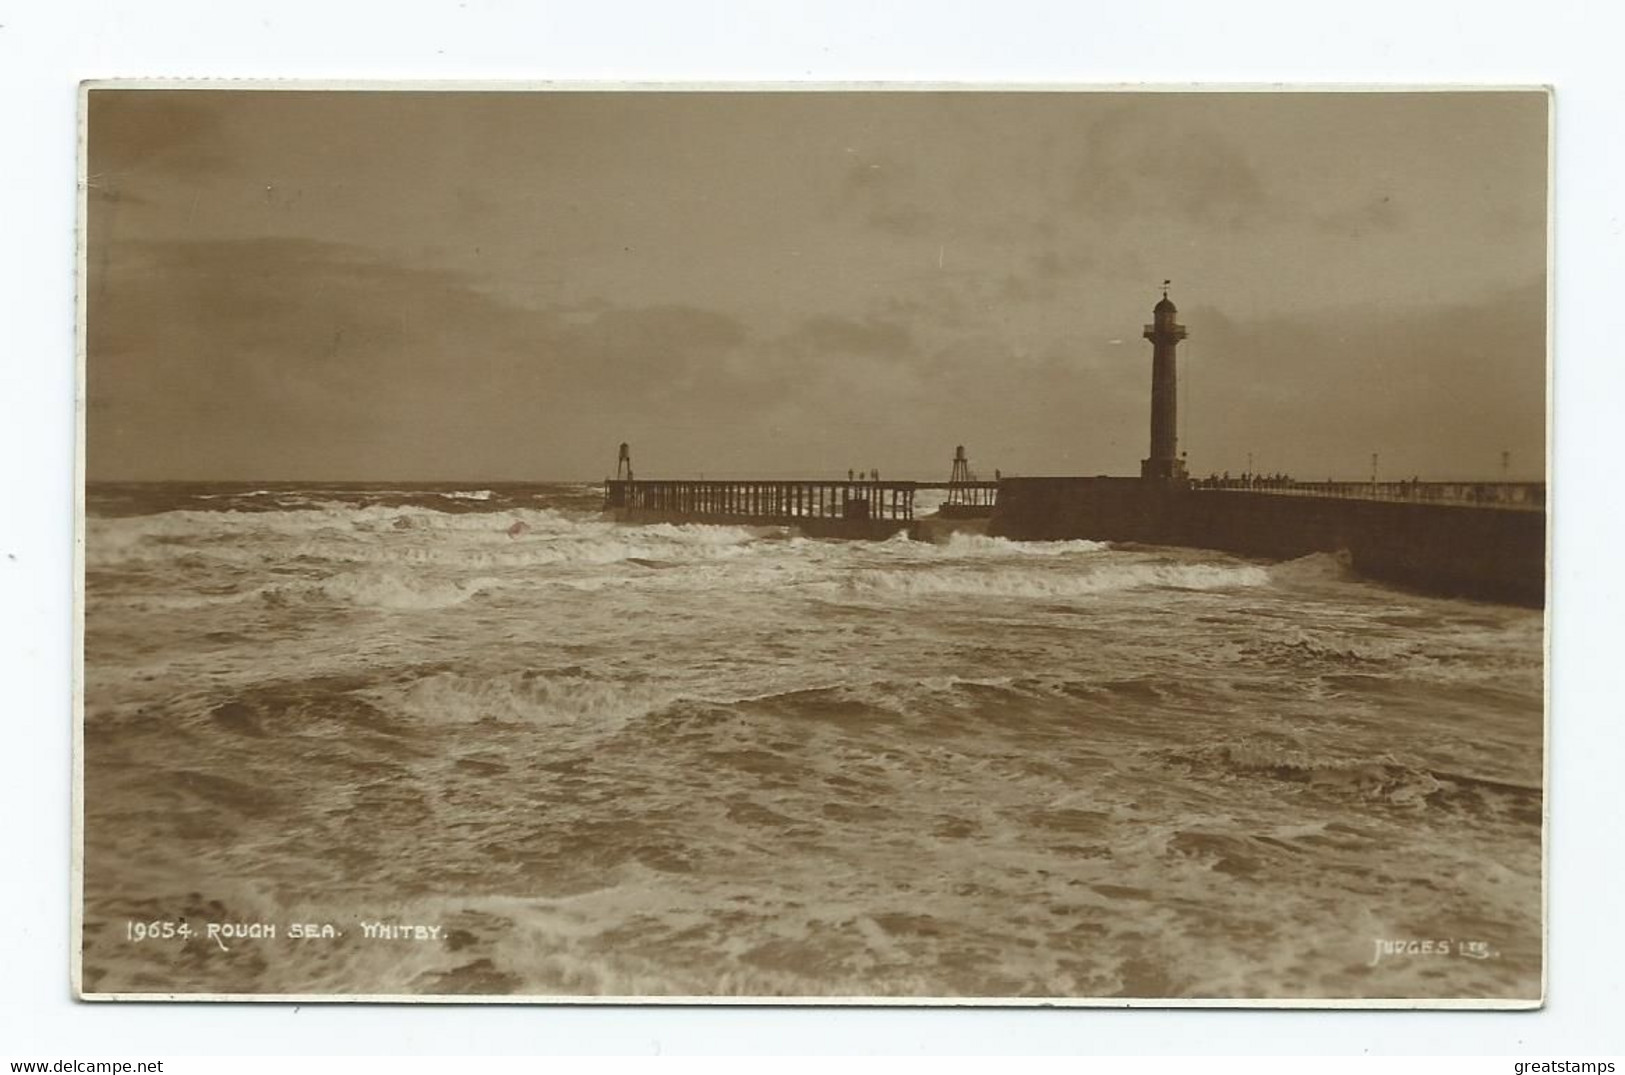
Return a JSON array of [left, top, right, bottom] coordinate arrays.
[[256, 570, 501, 610], [1165, 741, 1448, 807], [1267, 551, 1357, 585], [842, 561, 1269, 600], [935, 532, 1110, 557], [376, 670, 671, 732]]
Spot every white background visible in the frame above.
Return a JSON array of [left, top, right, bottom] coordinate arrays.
[[3, 0, 1621, 1056]]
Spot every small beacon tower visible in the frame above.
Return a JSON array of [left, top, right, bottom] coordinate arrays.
[[1140, 282, 1188, 481]]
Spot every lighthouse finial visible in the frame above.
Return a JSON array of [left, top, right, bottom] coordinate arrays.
[[1162, 279, 1171, 299]]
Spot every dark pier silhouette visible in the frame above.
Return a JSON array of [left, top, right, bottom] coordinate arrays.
[[602, 288, 1546, 605], [606, 477, 918, 534]]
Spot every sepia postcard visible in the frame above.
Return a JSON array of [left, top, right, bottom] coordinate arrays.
[[76, 84, 1550, 1005]]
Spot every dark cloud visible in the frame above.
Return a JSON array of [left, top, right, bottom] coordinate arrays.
[[784, 314, 911, 359], [1071, 110, 1271, 228], [88, 90, 232, 180], [86, 237, 760, 479], [1029, 250, 1072, 278], [85, 186, 156, 209], [1311, 193, 1406, 238], [1009, 249, 1105, 300], [575, 305, 747, 372], [1179, 279, 1546, 479]]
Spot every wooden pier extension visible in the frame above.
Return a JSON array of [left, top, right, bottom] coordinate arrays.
[[604, 478, 940, 538]]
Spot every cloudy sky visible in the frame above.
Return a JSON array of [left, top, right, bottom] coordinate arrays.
[[85, 89, 1548, 482]]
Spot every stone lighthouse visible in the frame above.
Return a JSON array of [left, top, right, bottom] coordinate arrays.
[[1140, 283, 1188, 481]]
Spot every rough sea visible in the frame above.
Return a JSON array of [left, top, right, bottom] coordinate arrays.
[[80, 482, 1545, 1000]]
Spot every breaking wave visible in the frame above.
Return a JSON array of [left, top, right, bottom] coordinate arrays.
[[1267, 550, 1358, 585], [1160, 740, 1542, 824], [1171, 740, 1447, 804], [374, 670, 675, 733], [312, 571, 503, 610], [842, 561, 1270, 600], [932, 532, 1110, 557]]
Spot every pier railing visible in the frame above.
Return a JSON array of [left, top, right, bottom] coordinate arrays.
[[605, 479, 918, 522], [1192, 478, 1545, 511]]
